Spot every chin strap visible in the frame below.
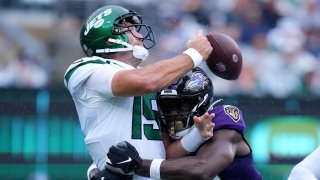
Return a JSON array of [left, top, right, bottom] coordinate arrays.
[[96, 38, 149, 61]]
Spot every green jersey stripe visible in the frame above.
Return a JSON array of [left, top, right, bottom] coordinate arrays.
[[64, 59, 109, 85]]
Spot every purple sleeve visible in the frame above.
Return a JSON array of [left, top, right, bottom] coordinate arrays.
[[208, 105, 246, 133]]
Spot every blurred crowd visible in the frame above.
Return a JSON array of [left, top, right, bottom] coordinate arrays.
[[0, 0, 320, 98]]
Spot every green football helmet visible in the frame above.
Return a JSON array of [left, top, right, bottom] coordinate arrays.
[[80, 5, 155, 57]]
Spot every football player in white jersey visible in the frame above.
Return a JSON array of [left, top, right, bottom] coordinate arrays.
[[64, 5, 212, 180], [288, 146, 320, 180]]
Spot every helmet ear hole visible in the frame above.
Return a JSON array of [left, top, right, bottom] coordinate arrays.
[[112, 26, 122, 35]]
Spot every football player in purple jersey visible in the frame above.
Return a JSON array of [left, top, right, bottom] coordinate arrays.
[[100, 67, 262, 180]]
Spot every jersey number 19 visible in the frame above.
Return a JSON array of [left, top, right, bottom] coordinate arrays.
[[131, 94, 161, 141]]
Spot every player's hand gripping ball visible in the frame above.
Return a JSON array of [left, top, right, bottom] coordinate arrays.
[[205, 32, 242, 80]]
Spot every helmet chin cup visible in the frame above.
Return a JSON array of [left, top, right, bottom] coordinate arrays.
[[132, 45, 149, 61]]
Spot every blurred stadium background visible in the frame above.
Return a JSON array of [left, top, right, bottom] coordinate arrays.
[[0, 0, 320, 179]]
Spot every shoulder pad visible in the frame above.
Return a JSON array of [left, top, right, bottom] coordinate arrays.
[[209, 105, 246, 133], [64, 57, 111, 85]]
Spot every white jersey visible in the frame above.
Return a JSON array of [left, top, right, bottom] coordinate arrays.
[[288, 146, 320, 180], [64, 56, 165, 180]]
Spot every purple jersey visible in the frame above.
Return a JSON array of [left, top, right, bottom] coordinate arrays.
[[209, 105, 262, 180], [208, 105, 246, 134]]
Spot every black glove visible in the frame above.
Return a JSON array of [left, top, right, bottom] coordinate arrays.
[[90, 168, 133, 180], [106, 141, 142, 175]]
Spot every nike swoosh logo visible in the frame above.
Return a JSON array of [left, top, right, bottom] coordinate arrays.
[[117, 157, 132, 164]]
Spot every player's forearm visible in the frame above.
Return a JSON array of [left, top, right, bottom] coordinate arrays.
[[162, 126, 212, 159], [162, 134, 189, 159], [137, 157, 216, 180], [136, 160, 152, 177], [160, 157, 217, 180], [165, 140, 189, 159], [137, 29, 211, 94], [142, 54, 194, 91], [112, 54, 194, 96]]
